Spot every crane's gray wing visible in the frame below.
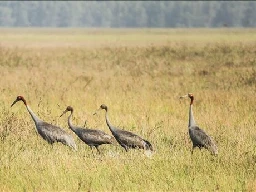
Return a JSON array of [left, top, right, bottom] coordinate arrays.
[[189, 126, 218, 154], [115, 129, 146, 149], [116, 129, 140, 138], [75, 128, 113, 144], [37, 122, 76, 149]]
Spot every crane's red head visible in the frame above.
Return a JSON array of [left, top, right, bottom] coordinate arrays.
[[100, 104, 108, 111], [180, 93, 194, 105], [188, 93, 194, 105], [66, 106, 73, 112], [60, 106, 73, 117], [11, 96, 27, 107], [93, 104, 108, 115]]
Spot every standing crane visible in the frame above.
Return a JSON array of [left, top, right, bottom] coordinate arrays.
[[180, 93, 218, 155], [60, 106, 114, 154], [11, 96, 77, 150], [93, 104, 153, 152]]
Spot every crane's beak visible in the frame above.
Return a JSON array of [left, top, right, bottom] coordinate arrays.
[[93, 108, 101, 115], [179, 94, 188, 99], [11, 99, 18, 107], [60, 109, 68, 117]]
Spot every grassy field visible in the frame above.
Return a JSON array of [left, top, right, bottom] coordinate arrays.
[[0, 28, 255, 191]]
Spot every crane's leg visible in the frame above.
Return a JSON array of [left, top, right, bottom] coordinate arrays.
[[95, 146, 103, 161], [95, 146, 101, 155], [51, 144, 54, 151], [90, 146, 95, 157], [191, 145, 196, 154], [124, 146, 129, 152]]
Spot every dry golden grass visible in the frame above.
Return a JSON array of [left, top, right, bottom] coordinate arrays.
[[0, 28, 255, 191]]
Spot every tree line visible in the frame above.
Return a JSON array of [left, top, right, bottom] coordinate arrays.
[[0, 1, 255, 28]]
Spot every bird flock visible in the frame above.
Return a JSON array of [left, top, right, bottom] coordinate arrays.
[[10, 93, 218, 156]]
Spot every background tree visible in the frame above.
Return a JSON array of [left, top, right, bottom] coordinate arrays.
[[0, 1, 255, 28]]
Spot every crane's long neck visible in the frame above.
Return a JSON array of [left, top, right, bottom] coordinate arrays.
[[105, 109, 116, 133], [189, 104, 196, 127], [26, 105, 42, 124], [68, 111, 76, 133]]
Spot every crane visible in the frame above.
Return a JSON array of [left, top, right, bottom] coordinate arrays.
[[11, 96, 77, 150], [93, 104, 153, 152], [180, 93, 218, 155], [60, 106, 114, 154]]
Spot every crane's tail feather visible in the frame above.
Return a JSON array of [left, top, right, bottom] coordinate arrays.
[[143, 139, 153, 151], [209, 143, 218, 156], [206, 137, 218, 156]]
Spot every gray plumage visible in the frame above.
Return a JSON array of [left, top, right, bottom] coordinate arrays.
[[180, 93, 218, 155], [11, 96, 77, 150], [94, 104, 153, 152], [60, 106, 113, 154]]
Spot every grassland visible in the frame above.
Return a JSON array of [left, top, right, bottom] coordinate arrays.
[[0, 28, 255, 191]]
